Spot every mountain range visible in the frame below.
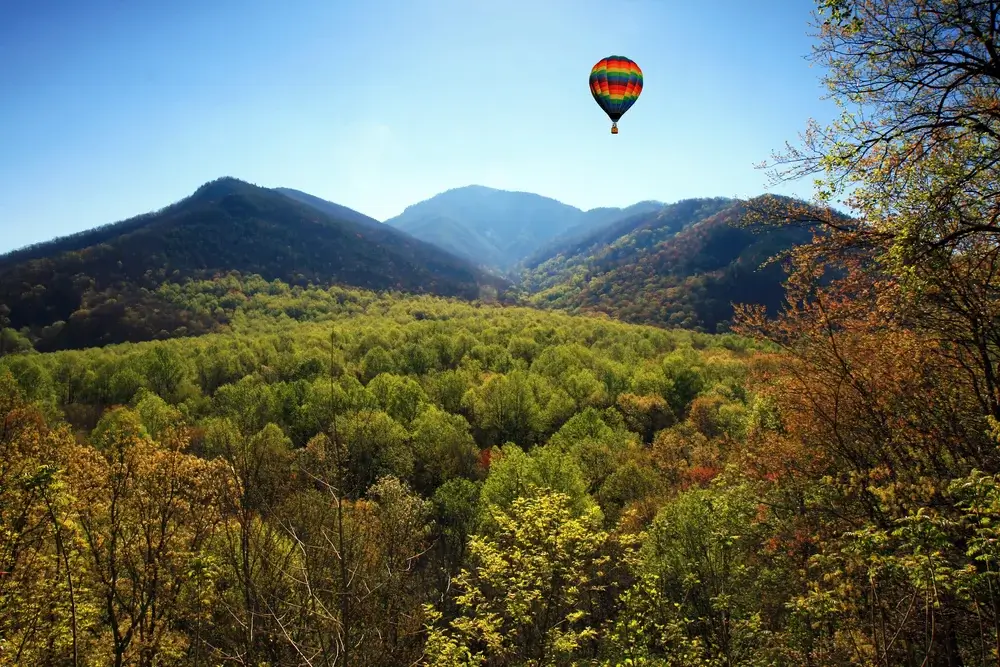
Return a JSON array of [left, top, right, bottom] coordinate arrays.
[[0, 178, 819, 351]]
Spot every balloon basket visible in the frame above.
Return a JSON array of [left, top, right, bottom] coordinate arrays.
[[611, 123, 619, 135]]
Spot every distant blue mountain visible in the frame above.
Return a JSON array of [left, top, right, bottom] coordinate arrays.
[[382, 185, 663, 271]]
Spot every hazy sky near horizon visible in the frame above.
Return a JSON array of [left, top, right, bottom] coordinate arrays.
[[1, 0, 835, 253]]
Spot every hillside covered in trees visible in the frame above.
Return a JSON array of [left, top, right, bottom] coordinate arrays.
[[0, 178, 506, 352], [521, 197, 814, 331], [272, 187, 386, 230]]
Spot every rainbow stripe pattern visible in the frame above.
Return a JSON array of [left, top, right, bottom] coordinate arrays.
[[589, 56, 643, 123]]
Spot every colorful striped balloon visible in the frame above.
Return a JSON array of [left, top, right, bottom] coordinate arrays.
[[589, 56, 643, 134]]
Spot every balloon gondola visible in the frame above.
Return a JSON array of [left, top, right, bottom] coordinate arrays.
[[589, 56, 643, 134]]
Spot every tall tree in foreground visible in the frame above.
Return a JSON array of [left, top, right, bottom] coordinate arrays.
[[753, 0, 1000, 421], [72, 408, 226, 667], [422, 491, 620, 667], [736, 1, 1000, 664], [0, 371, 87, 666]]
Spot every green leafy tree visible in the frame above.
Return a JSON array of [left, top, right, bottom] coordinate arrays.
[[425, 369, 472, 414], [361, 346, 396, 383], [430, 478, 482, 590], [341, 409, 413, 492], [212, 375, 280, 437], [133, 390, 184, 440], [478, 443, 597, 531], [142, 346, 189, 402], [368, 372, 430, 425], [622, 484, 777, 667], [462, 371, 545, 447], [423, 492, 614, 666], [411, 405, 481, 493]]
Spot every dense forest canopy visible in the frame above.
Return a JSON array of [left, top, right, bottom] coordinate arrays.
[[4, 1, 1000, 665], [0, 281, 766, 665]]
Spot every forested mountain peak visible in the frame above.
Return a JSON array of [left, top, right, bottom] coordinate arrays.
[[0, 177, 507, 351], [1, 177, 272, 267], [189, 175, 257, 201]]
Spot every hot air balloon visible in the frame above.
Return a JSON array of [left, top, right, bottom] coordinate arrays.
[[589, 56, 643, 134]]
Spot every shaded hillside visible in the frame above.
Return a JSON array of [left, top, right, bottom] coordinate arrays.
[[521, 198, 733, 282], [391, 213, 504, 271], [384, 186, 662, 272], [0, 177, 507, 351], [523, 198, 814, 332], [273, 187, 383, 229], [535, 200, 666, 265]]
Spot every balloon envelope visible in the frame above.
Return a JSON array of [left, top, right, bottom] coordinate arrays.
[[589, 56, 643, 123]]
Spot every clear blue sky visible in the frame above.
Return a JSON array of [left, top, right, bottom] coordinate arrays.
[[0, 0, 834, 253]]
